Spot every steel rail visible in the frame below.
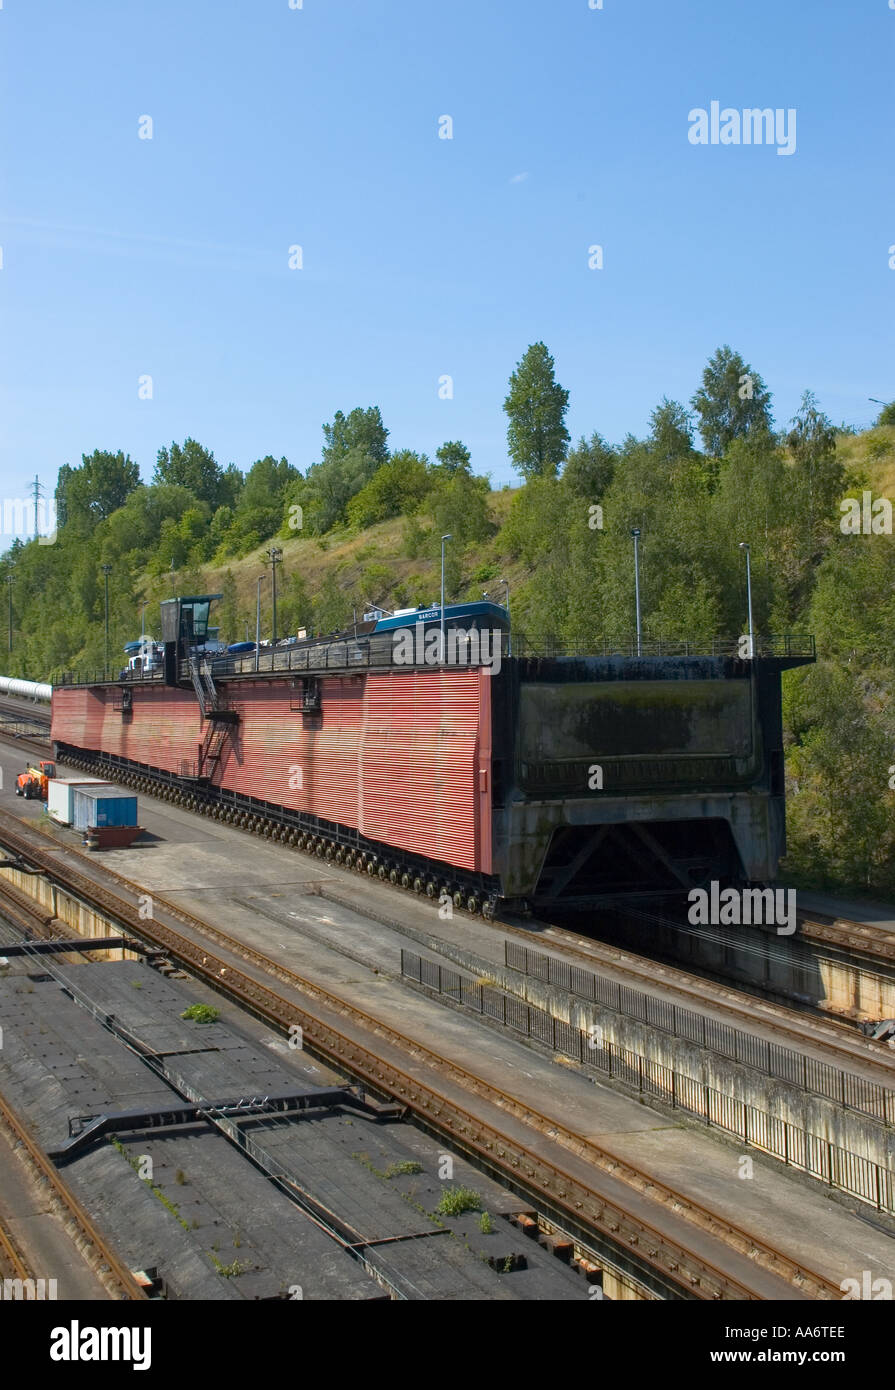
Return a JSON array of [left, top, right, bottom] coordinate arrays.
[[0, 1091, 146, 1300], [0, 1217, 31, 1282], [799, 914, 895, 967], [494, 912, 895, 1085], [0, 811, 841, 1301], [44, 740, 895, 971]]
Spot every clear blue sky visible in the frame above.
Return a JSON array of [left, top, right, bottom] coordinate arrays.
[[0, 0, 892, 513]]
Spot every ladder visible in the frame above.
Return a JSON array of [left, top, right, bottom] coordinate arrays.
[[188, 655, 239, 781]]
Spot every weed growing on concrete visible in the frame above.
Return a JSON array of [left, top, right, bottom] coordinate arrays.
[[437, 1186, 481, 1217], [352, 1151, 423, 1181], [180, 1004, 220, 1024], [108, 1137, 190, 1231]]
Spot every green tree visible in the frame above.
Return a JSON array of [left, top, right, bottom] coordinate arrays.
[[402, 515, 430, 559], [706, 434, 786, 630], [503, 342, 570, 480], [784, 662, 895, 890], [154, 439, 228, 510], [219, 463, 244, 511], [321, 407, 389, 470], [785, 391, 843, 548], [55, 451, 140, 532], [649, 399, 696, 470], [346, 451, 431, 527], [97, 484, 201, 562], [428, 470, 493, 549], [313, 571, 350, 633], [218, 570, 239, 644], [691, 346, 773, 458], [434, 441, 472, 477], [290, 406, 391, 534], [562, 433, 615, 500], [279, 573, 314, 635], [227, 455, 297, 552]]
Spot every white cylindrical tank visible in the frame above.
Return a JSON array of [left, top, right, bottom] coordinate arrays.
[[0, 675, 52, 702]]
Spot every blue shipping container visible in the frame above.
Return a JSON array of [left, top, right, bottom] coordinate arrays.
[[72, 788, 139, 832]]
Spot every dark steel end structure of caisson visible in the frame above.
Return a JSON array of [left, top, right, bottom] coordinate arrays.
[[51, 595, 815, 917]]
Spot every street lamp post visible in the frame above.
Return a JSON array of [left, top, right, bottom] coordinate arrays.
[[266, 546, 283, 648], [7, 575, 12, 654], [499, 577, 511, 656], [140, 601, 148, 640], [631, 529, 642, 657], [439, 530, 450, 661], [101, 564, 112, 677], [255, 575, 266, 673], [739, 542, 754, 659]]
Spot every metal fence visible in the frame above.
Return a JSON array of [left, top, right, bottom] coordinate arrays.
[[505, 940, 895, 1127], [54, 631, 816, 688], [402, 949, 895, 1215], [509, 633, 816, 660]]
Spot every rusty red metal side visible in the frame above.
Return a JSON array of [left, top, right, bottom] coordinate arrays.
[[51, 687, 200, 772], [52, 668, 493, 874]]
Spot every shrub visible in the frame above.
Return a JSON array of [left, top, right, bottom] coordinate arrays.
[[384, 1160, 423, 1178], [180, 1004, 220, 1024], [436, 1185, 481, 1217]]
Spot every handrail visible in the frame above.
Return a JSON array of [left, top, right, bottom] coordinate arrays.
[[53, 632, 816, 687]]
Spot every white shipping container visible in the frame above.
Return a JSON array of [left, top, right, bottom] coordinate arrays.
[[47, 778, 112, 826]]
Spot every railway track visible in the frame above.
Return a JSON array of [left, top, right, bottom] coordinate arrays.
[[799, 911, 895, 969], [0, 1090, 146, 1301], [0, 694, 50, 725], [494, 911, 895, 1086], [0, 872, 64, 942], [0, 1213, 30, 1283], [10, 702, 895, 988], [2, 729, 882, 1113], [33, 735, 895, 979], [0, 874, 144, 1300], [314, 876, 895, 1089], [0, 810, 843, 1300]]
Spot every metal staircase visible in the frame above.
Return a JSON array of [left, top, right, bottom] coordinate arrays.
[[199, 719, 232, 778], [187, 656, 239, 780]]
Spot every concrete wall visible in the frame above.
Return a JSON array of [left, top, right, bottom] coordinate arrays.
[[0, 866, 139, 962], [418, 932, 895, 1180], [597, 913, 895, 1021]]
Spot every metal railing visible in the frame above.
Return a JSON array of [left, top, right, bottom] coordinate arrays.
[[56, 667, 163, 687], [505, 939, 894, 1126], [509, 632, 816, 660], [53, 631, 815, 688], [402, 949, 895, 1214]]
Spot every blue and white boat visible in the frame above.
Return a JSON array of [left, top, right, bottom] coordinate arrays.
[[370, 601, 508, 634]]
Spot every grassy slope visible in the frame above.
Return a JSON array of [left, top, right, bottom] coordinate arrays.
[[144, 425, 895, 644], [191, 488, 522, 639], [835, 424, 895, 496]]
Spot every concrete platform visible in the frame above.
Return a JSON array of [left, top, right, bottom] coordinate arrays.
[[2, 747, 895, 1293], [0, 959, 589, 1301], [0, 1120, 109, 1300]]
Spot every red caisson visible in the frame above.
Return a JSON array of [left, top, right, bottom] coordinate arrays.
[[51, 597, 815, 915]]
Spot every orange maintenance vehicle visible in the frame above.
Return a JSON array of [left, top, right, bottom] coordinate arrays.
[[15, 759, 56, 800]]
